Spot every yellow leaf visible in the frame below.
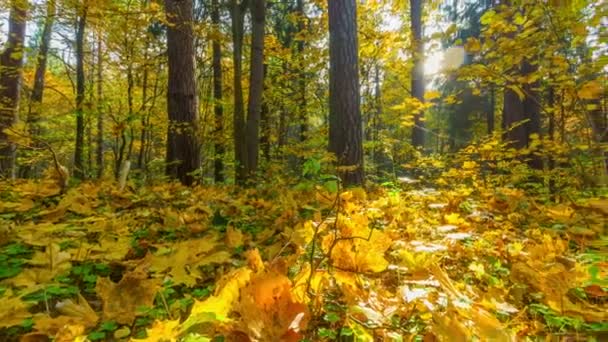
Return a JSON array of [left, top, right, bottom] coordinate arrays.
[[507, 85, 525, 100], [424, 90, 441, 101], [180, 267, 253, 332], [226, 225, 244, 249], [134, 320, 180, 342], [578, 80, 602, 100], [96, 269, 161, 325], [465, 37, 481, 53], [0, 296, 32, 329]]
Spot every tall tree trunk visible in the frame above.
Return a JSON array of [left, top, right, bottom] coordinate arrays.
[[231, 0, 247, 184], [28, 0, 55, 139], [138, 36, 149, 171], [260, 64, 270, 163], [502, 60, 542, 169], [0, 0, 27, 179], [328, 0, 364, 186], [488, 84, 495, 134], [296, 0, 307, 142], [245, 0, 266, 178], [165, 0, 201, 185], [74, 4, 88, 179], [96, 32, 104, 179], [212, 0, 225, 183], [410, 0, 425, 149]]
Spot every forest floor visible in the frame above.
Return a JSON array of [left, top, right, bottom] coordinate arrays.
[[0, 176, 606, 341]]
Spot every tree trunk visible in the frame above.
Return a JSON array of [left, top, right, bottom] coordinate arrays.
[[502, 60, 542, 169], [245, 0, 266, 178], [410, 0, 425, 149], [28, 0, 55, 139], [328, 0, 364, 186], [74, 4, 87, 179], [0, 0, 27, 179], [212, 0, 225, 183], [488, 84, 495, 135], [96, 32, 104, 179], [165, 0, 201, 185], [231, 0, 247, 184], [296, 0, 307, 142]]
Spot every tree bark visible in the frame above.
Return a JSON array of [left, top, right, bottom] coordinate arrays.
[[28, 0, 55, 139], [328, 0, 364, 186], [74, 4, 87, 179], [212, 0, 225, 183], [410, 0, 425, 149], [0, 0, 27, 179], [296, 0, 307, 142], [96, 32, 104, 179], [245, 0, 266, 178], [502, 60, 542, 169], [231, 0, 247, 184], [165, 0, 201, 185]]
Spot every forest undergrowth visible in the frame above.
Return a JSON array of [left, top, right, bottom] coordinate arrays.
[[0, 166, 606, 341]]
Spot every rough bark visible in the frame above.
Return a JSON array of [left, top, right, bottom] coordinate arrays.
[[231, 0, 247, 183], [165, 0, 201, 185], [73, 4, 87, 179], [410, 0, 425, 149], [0, 0, 27, 178], [328, 0, 364, 186], [245, 0, 266, 178]]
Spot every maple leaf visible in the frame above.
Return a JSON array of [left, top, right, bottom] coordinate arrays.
[[0, 295, 32, 329], [132, 319, 180, 342], [96, 268, 160, 325], [180, 267, 253, 334], [146, 236, 230, 287], [236, 271, 309, 341]]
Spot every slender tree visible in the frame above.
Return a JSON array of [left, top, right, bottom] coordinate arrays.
[[73, 3, 88, 179], [410, 0, 425, 148], [0, 0, 27, 178], [230, 0, 247, 183], [245, 0, 266, 177], [212, 0, 225, 182], [328, 0, 364, 186], [28, 0, 56, 139], [165, 0, 201, 185], [96, 32, 104, 179]]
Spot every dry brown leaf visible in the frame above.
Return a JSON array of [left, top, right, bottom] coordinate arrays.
[[96, 269, 160, 325]]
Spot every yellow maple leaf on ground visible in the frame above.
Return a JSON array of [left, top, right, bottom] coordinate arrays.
[[0, 295, 32, 329], [180, 267, 253, 334], [322, 212, 391, 273], [236, 271, 309, 342], [146, 236, 230, 286], [132, 319, 180, 342], [96, 268, 160, 325]]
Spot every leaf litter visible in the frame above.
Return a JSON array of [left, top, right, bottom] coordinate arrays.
[[0, 179, 606, 341]]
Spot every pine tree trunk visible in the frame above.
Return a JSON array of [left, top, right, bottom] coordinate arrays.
[[245, 0, 266, 178], [410, 0, 425, 149], [165, 0, 201, 185], [328, 0, 364, 186]]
